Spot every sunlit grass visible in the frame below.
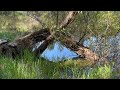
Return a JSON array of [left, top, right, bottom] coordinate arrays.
[[0, 50, 117, 79], [0, 51, 115, 79]]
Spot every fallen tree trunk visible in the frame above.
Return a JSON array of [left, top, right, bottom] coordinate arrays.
[[0, 11, 99, 62], [15, 28, 51, 50], [0, 39, 20, 58], [58, 35, 99, 62], [0, 28, 52, 58], [33, 11, 99, 61], [0, 29, 99, 62]]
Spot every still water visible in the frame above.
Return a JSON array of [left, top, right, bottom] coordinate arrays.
[[38, 33, 120, 61], [41, 42, 79, 61]]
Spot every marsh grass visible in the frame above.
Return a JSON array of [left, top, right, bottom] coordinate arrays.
[[0, 50, 117, 79]]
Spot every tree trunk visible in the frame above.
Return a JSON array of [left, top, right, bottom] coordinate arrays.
[[0, 28, 52, 58], [58, 35, 99, 62], [0, 11, 99, 62], [59, 11, 99, 62], [33, 11, 79, 57]]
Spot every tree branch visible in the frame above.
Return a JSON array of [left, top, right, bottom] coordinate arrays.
[[59, 11, 78, 29], [34, 11, 79, 56], [0, 11, 99, 62]]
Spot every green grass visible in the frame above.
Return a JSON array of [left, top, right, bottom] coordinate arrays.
[[0, 52, 117, 79], [0, 30, 23, 41], [0, 30, 119, 79]]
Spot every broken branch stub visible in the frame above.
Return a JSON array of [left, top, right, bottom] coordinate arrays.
[[0, 40, 20, 58]]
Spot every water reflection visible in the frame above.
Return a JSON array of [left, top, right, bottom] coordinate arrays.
[[41, 42, 79, 61], [37, 33, 120, 62], [83, 33, 120, 61]]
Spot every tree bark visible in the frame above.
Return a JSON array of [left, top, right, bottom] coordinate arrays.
[[58, 35, 99, 62], [34, 11, 99, 61], [0, 28, 51, 58], [15, 28, 51, 50], [0, 11, 99, 62], [60, 11, 78, 29], [33, 11, 79, 57]]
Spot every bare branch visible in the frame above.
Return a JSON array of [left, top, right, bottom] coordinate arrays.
[[59, 11, 78, 29]]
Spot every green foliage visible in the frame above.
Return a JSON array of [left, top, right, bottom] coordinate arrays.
[[0, 11, 120, 38], [0, 30, 22, 41], [61, 11, 120, 43]]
